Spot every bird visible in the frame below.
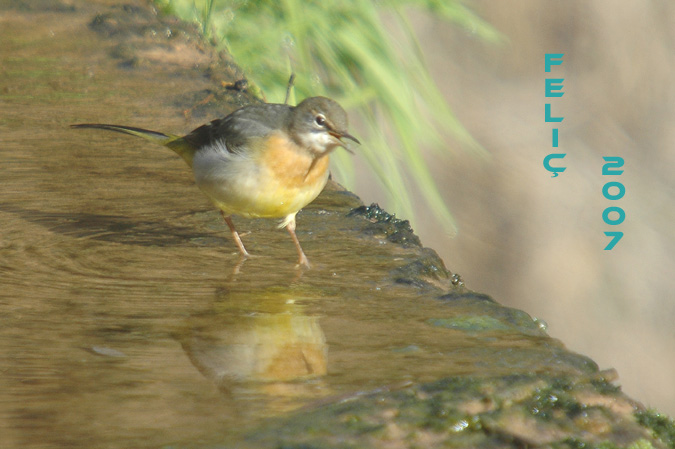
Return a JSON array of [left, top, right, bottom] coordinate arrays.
[[72, 96, 360, 268]]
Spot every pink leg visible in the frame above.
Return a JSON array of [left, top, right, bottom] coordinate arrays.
[[285, 216, 310, 268], [221, 212, 250, 257]]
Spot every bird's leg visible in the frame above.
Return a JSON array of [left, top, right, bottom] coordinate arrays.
[[221, 212, 250, 257], [285, 215, 310, 268]]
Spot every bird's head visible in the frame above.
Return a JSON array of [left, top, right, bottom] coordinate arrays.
[[289, 96, 360, 155]]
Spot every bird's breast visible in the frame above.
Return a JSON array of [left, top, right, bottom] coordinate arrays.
[[259, 132, 330, 190], [192, 132, 330, 219]]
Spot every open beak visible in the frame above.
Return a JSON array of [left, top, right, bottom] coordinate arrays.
[[330, 130, 361, 147], [329, 131, 359, 155], [339, 131, 360, 145]]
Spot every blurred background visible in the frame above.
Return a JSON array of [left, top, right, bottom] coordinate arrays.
[[364, 0, 674, 415]]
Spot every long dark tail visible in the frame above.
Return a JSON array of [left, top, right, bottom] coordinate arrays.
[[71, 123, 196, 166]]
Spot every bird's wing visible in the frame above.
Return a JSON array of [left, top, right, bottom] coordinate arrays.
[[183, 103, 293, 154]]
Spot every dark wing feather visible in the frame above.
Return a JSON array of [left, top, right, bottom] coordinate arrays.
[[183, 103, 293, 153]]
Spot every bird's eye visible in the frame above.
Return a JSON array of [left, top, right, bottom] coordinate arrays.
[[315, 114, 326, 127]]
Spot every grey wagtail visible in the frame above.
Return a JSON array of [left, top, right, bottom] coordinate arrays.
[[72, 96, 359, 268]]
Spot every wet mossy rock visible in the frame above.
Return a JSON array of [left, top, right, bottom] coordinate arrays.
[[349, 203, 423, 248], [233, 372, 675, 449], [348, 203, 465, 292]]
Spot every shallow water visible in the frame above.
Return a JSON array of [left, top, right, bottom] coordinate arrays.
[[0, 3, 596, 448]]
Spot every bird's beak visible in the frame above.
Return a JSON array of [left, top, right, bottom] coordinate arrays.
[[330, 131, 360, 145]]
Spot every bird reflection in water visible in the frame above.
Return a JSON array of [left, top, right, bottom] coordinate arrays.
[[176, 287, 327, 412]]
